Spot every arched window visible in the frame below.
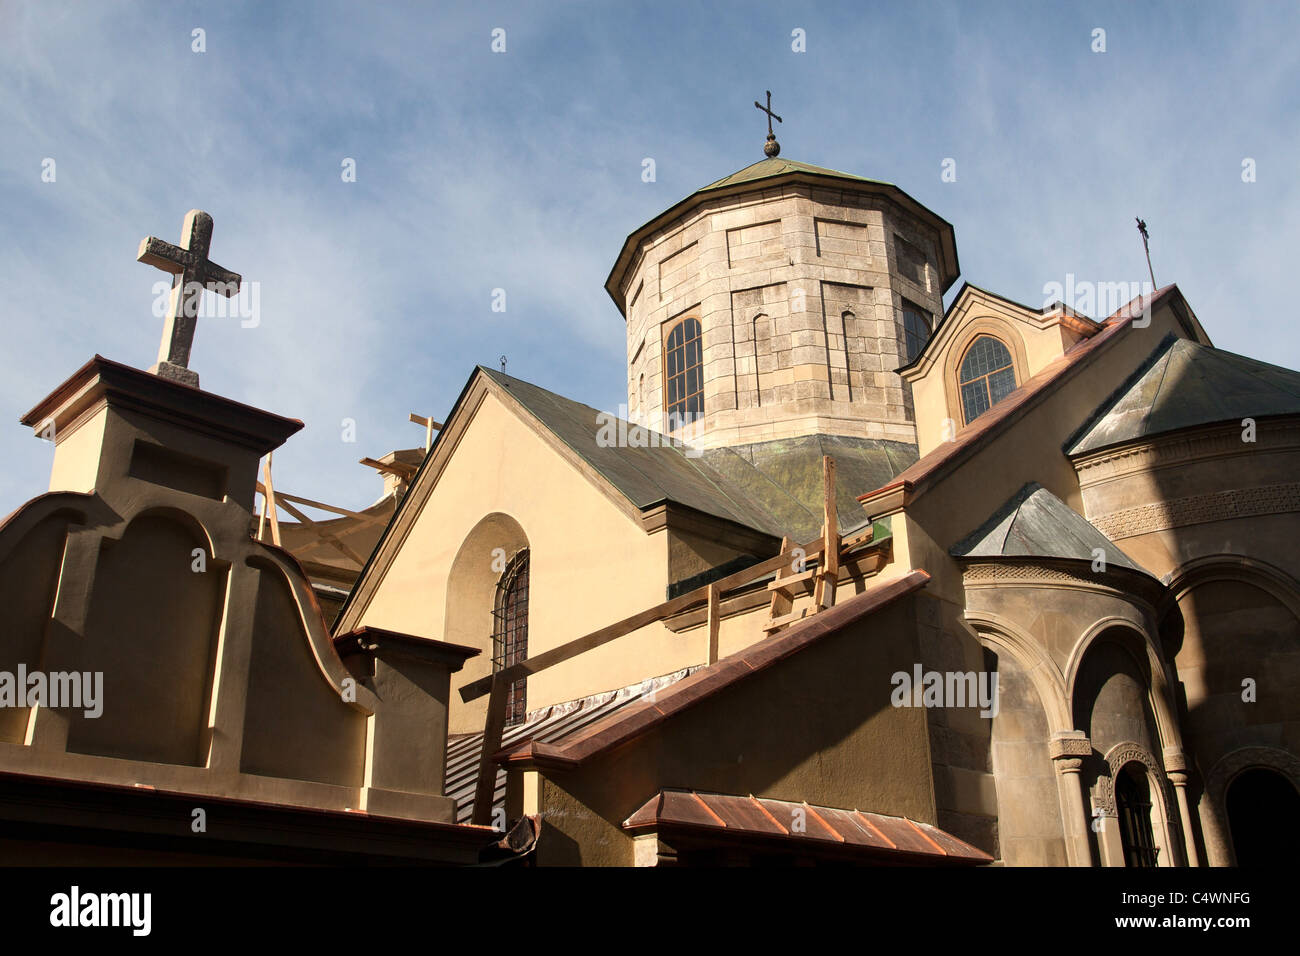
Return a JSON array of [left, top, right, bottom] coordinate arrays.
[[902, 304, 932, 364], [492, 549, 530, 726], [958, 335, 1017, 424], [663, 317, 703, 430], [1116, 763, 1159, 867]]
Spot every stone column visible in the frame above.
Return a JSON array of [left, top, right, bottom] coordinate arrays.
[[1050, 731, 1096, 867], [1164, 747, 1200, 867]]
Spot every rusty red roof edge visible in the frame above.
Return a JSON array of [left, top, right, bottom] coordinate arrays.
[[496, 569, 931, 771], [858, 285, 1180, 508], [624, 789, 993, 864]]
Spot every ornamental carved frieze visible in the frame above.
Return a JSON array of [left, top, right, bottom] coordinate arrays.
[[963, 563, 1105, 588], [960, 561, 1165, 607], [1091, 741, 1174, 817], [1089, 481, 1300, 540]]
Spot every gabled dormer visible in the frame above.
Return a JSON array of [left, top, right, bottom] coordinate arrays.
[[899, 284, 1102, 454]]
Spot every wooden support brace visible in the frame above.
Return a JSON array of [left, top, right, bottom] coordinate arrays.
[[409, 412, 444, 451], [815, 456, 840, 611], [261, 454, 282, 547], [359, 457, 419, 480], [706, 582, 720, 666], [764, 609, 809, 632], [472, 674, 509, 827], [271, 495, 368, 568], [767, 568, 818, 592], [767, 535, 795, 624], [461, 522, 878, 704], [255, 485, 376, 521]]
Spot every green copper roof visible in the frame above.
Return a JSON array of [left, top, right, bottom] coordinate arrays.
[[481, 367, 915, 541], [951, 482, 1145, 572], [698, 157, 893, 193], [1069, 335, 1300, 455]]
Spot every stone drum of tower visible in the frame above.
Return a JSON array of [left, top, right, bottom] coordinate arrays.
[[605, 157, 960, 450]]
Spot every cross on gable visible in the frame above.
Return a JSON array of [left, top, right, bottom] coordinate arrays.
[[137, 209, 241, 388]]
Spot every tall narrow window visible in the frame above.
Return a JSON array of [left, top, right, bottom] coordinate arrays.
[[492, 549, 530, 726], [1116, 763, 1160, 867], [663, 317, 703, 430], [958, 335, 1017, 424], [902, 304, 932, 364]]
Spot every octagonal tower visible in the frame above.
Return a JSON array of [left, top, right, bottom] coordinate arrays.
[[606, 157, 960, 449]]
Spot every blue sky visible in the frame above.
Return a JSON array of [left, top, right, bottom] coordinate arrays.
[[2, 0, 1296, 513]]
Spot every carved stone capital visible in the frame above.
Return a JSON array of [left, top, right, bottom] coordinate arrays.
[[1049, 730, 1092, 762], [1163, 746, 1188, 774]]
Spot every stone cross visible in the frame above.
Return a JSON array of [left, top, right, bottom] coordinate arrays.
[[137, 209, 241, 387], [754, 90, 782, 158]]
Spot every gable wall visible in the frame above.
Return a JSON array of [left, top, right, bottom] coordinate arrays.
[[891, 302, 1190, 607], [909, 294, 1088, 456], [355, 390, 691, 732]]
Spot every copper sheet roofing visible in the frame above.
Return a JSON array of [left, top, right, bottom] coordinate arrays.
[[445, 667, 698, 824], [951, 481, 1148, 574], [481, 366, 915, 540], [1069, 333, 1300, 455], [497, 570, 931, 772], [858, 285, 1181, 513], [624, 790, 992, 865]]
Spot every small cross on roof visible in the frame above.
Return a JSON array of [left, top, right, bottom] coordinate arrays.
[[754, 90, 782, 158]]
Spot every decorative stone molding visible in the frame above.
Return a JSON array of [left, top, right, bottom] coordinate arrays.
[[963, 563, 1106, 588], [1204, 746, 1300, 808], [1089, 481, 1300, 540], [1074, 420, 1300, 485], [1162, 746, 1188, 775], [1049, 731, 1092, 762], [1091, 741, 1173, 817], [1199, 746, 1300, 866], [961, 561, 1165, 607]]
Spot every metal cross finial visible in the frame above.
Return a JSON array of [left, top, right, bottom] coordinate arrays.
[[754, 90, 783, 158], [136, 209, 241, 388], [1136, 217, 1156, 289]]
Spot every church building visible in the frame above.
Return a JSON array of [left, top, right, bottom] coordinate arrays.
[[2, 126, 1298, 866]]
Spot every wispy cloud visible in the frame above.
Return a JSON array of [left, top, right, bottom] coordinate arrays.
[[1, 0, 1297, 512]]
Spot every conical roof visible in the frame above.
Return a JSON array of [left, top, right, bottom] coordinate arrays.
[[951, 482, 1146, 573], [1070, 335, 1300, 455]]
